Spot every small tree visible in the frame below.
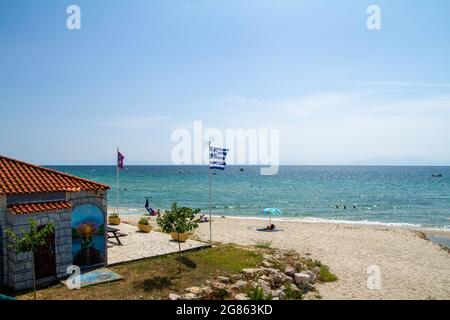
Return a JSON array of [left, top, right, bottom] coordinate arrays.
[[156, 202, 200, 272], [5, 219, 54, 300]]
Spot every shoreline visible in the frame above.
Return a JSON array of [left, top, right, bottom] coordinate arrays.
[[109, 207, 450, 235], [118, 211, 450, 249]]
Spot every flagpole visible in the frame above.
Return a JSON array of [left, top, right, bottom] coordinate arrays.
[[208, 141, 212, 242], [116, 148, 120, 215]]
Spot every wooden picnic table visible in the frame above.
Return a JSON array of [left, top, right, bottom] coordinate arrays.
[[107, 226, 127, 245]]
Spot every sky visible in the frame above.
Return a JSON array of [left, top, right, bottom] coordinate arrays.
[[0, 0, 450, 165]]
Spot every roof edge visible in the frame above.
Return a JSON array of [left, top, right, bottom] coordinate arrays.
[[8, 200, 73, 215], [0, 155, 111, 192]]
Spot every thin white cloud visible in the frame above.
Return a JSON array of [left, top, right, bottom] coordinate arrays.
[[219, 92, 450, 119], [274, 93, 362, 118], [97, 116, 168, 128], [213, 91, 450, 164], [362, 81, 450, 88]]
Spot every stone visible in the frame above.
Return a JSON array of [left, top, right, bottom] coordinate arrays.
[[242, 268, 262, 276], [234, 293, 249, 300], [268, 273, 282, 288], [294, 272, 311, 286], [231, 274, 243, 281], [279, 273, 294, 285], [274, 253, 284, 260], [169, 293, 181, 300], [264, 269, 293, 288], [271, 289, 285, 299], [284, 266, 296, 278], [312, 266, 321, 275], [304, 270, 317, 283], [58, 220, 70, 229], [231, 280, 248, 290], [259, 275, 271, 282], [262, 267, 279, 275], [59, 236, 72, 245], [261, 260, 273, 268], [59, 228, 72, 237], [306, 283, 316, 291], [218, 276, 231, 283], [186, 286, 203, 294], [184, 293, 198, 300], [256, 279, 272, 295], [295, 262, 307, 271], [202, 286, 213, 296], [257, 278, 271, 287], [263, 254, 274, 261], [209, 281, 228, 290]]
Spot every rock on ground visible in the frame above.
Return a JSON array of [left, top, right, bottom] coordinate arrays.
[[184, 293, 198, 300], [242, 268, 262, 276], [218, 276, 231, 283], [169, 293, 181, 300], [284, 266, 296, 277], [235, 293, 249, 300], [295, 272, 312, 286], [231, 280, 248, 290]]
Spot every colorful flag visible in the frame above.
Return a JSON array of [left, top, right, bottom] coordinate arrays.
[[209, 146, 229, 170], [117, 150, 125, 170]]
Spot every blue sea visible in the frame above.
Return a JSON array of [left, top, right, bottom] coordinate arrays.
[[48, 165, 450, 229]]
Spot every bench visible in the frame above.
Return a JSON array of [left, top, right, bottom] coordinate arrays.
[[107, 226, 127, 245]]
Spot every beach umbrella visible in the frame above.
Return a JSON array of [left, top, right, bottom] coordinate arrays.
[[261, 208, 282, 226]]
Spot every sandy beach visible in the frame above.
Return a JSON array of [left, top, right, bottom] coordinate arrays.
[[121, 214, 450, 300]]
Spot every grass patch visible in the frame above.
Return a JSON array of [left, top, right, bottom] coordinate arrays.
[[9, 244, 262, 300], [298, 258, 321, 269], [283, 284, 303, 300], [269, 259, 287, 271], [255, 240, 272, 249], [247, 287, 273, 300], [189, 245, 262, 274], [318, 266, 338, 282]]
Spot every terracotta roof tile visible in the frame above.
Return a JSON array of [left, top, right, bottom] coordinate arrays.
[[0, 155, 110, 195], [8, 201, 73, 215]]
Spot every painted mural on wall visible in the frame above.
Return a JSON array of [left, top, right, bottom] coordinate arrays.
[[71, 204, 105, 267]]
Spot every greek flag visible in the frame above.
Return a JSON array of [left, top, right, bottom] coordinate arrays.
[[209, 146, 229, 170]]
